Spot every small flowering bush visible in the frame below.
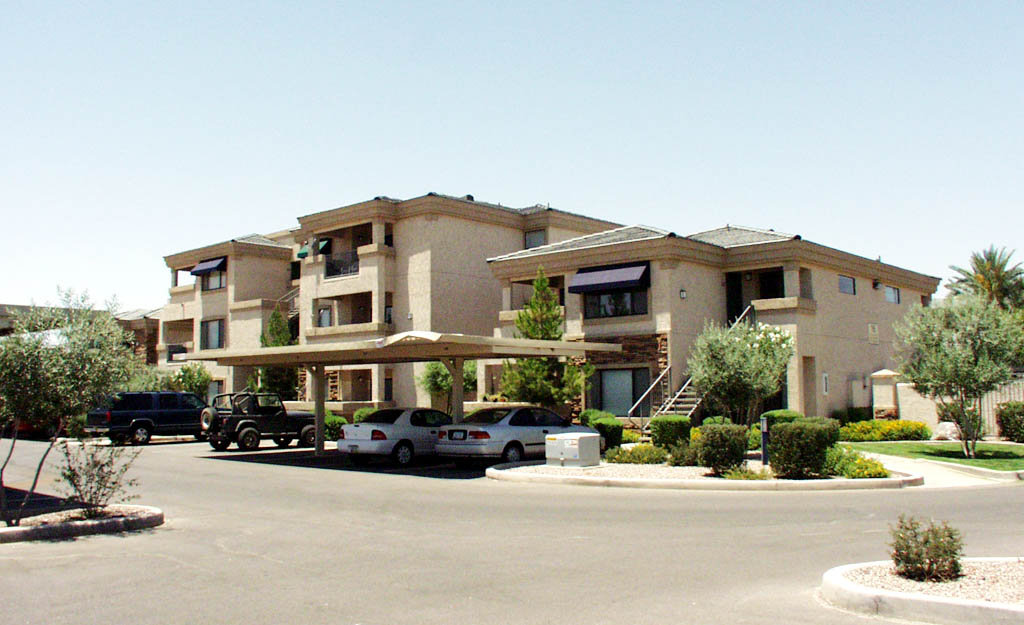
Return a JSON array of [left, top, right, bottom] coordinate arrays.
[[839, 420, 931, 442], [688, 322, 794, 425], [889, 515, 963, 581], [605, 444, 668, 464]]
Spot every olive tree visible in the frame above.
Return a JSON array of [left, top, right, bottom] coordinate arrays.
[[172, 362, 212, 399], [895, 296, 1024, 458], [687, 321, 795, 425], [417, 360, 477, 413], [0, 291, 138, 526]]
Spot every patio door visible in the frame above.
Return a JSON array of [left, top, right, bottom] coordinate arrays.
[[596, 368, 651, 417]]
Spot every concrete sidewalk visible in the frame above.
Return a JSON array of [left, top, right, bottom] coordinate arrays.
[[866, 453, 1010, 488]]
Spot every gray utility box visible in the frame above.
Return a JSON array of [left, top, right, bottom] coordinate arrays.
[[545, 432, 600, 467]]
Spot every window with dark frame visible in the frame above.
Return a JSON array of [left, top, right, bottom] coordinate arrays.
[[290, 261, 301, 281], [202, 270, 226, 291], [583, 288, 648, 319], [200, 319, 224, 349], [524, 229, 547, 249], [838, 275, 856, 295], [317, 307, 332, 328], [885, 285, 900, 304]]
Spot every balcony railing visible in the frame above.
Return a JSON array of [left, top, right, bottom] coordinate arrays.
[[165, 344, 188, 363], [324, 250, 359, 278]]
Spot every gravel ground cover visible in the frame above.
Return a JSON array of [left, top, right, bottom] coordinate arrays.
[[844, 560, 1024, 605], [16, 504, 144, 527]]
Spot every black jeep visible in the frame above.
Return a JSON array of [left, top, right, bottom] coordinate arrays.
[[206, 393, 316, 451]]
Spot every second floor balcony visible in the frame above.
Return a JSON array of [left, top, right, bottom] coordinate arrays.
[[325, 250, 360, 278]]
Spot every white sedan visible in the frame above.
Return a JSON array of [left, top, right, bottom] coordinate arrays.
[[337, 408, 452, 466], [436, 406, 596, 465]]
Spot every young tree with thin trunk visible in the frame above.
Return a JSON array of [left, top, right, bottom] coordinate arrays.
[[0, 291, 138, 526]]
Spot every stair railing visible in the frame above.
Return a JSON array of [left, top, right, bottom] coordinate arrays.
[[642, 305, 756, 431], [276, 287, 301, 318], [625, 365, 671, 429]]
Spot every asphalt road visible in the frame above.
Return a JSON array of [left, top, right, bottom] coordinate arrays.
[[1, 438, 1022, 625]]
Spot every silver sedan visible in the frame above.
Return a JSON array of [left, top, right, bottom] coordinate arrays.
[[436, 406, 596, 465]]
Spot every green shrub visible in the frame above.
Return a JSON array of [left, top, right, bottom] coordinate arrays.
[[996, 402, 1024, 443], [650, 416, 691, 448], [799, 416, 841, 445], [605, 443, 668, 464], [66, 414, 88, 440], [579, 409, 614, 427], [352, 407, 376, 423], [591, 417, 623, 450], [697, 424, 748, 475], [324, 413, 347, 440], [747, 425, 761, 451], [769, 420, 838, 478], [724, 466, 771, 480], [760, 409, 803, 430], [839, 420, 931, 442], [824, 445, 889, 479], [668, 441, 700, 466], [889, 515, 963, 582], [621, 429, 642, 444], [829, 407, 873, 425], [701, 415, 731, 426]]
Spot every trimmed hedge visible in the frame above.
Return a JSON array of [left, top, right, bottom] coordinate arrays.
[[839, 419, 931, 442], [769, 419, 839, 478], [579, 409, 614, 428], [591, 417, 623, 450], [650, 415, 691, 448], [996, 402, 1024, 443], [760, 409, 803, 430], [668, 441, 700, 466], [605, 443, 668, 464], [621, 429, 642, 444], [697, 424, 748, 475], [747, 425, 762, 451], [324, 414, 347, 440]]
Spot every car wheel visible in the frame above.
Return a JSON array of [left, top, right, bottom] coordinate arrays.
[[349, 455, 371, 466], [131, 425, 152, 446], [199, 407, 217, 431], [299, 426, 316, 447], [237, 427, 260, 451], [501, 442, 524, 464], [273, 436, 293, 448], [209, 438, 230, 452], [391, 442, 414, 467], [194, 433, 208, 441]]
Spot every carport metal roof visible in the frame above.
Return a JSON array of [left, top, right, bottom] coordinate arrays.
[[185, 331, 621, 455]]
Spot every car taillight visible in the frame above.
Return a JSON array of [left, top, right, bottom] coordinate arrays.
[[105, 411, 112, 423], [469, 431, 490, 440], [438, 431, 445, 440], [338, 429, 345, 440], [371, 430, 387, 440]]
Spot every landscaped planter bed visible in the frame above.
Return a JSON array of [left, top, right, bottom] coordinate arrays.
[[0, 505, 164, 543]]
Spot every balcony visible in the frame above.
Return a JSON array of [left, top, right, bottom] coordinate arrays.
[[751, 296, 817, 315], [325, 251, 360, 279]]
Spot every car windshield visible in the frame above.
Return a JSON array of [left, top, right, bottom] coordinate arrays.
[[360, 409, 404, 424], [462, 408, 511, 425]]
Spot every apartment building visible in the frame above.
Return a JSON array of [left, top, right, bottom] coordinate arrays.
[[157, 193, 617, 405], [485, 225, 940, 419]]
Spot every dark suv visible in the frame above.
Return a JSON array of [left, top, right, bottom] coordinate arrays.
[[86, 391, 209, 445], [206, 392, 315, 451]]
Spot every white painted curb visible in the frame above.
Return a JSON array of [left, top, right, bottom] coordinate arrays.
[[486, 464, 923, 491], [821, 559, 1024, 625], [0, 505, 164, 543]]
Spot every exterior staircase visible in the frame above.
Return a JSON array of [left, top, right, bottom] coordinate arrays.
[[277, 287, 300, 319]]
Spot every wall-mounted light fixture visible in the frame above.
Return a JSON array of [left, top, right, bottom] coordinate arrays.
[[679, 288, 687, 300], [872, 279, 881, 290], [744, 272, 752, 281]]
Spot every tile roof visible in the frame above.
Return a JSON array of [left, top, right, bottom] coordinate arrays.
[[686, 225, 799, 248], [114, 308, 162, 321], [231, 233, 291, 248], [487, 225, 673, 262]]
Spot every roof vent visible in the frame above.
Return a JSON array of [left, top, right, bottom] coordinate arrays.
[[463, 194, 474, 201]]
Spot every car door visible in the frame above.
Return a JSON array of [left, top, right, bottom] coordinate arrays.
[[528, 409, 569, 457], [419, 410, 451, 453], [179, 393, 206, 430], [156, 393, 181, 433], [408, 411, 433, 453], [507, 409, 540, 455]]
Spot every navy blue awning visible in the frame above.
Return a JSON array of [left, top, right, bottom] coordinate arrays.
[[568, 263, 649, 293], [190, 257, 227, 276]]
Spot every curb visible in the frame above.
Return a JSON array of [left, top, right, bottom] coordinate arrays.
[[485, 464, 923, 491], [821, 559, 1024, 625], [920, 461, 1024, 482], [0, 505, 164, 544]]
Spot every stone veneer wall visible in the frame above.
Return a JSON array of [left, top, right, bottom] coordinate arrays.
[[570, 333, 669, 419]]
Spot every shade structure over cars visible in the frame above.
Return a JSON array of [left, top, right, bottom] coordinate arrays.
[[185, 331, 621, 456]]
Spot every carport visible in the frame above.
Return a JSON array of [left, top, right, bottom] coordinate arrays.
[[185, 331, 621, 455]]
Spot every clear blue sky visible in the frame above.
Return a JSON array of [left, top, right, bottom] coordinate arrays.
[[3, 1, 1022, 310]]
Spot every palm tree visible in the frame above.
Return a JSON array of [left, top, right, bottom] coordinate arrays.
[[948, 246, 1024, 309]]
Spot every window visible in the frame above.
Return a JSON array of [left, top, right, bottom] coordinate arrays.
[[181, 394, 206, 410], [533, 410, 567, 427], [508, 411, 536, 427], [524, 229, 547, 249], [384, 375, 393, 401], [838, 275, 856, 295], [583, 289, 648, 319], [384, 306, 393, 325], [317, 307, 332, 328], [202, 270, 226, 291], [290, 261, 301, 281], [207, 381, 224, 405], [200, 319, 224, 349], [822, 373, 830, 395], [591, 368, 651, 417], [885, 286, 900, 304], [158, 393, 178, 409]]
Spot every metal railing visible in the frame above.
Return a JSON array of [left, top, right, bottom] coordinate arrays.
[[165, 344, 188, 363], [633, 305, 756, 431], [325, 250, 359, 278], [626, 365, 671, 428], [276, 287, 300, 318]]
